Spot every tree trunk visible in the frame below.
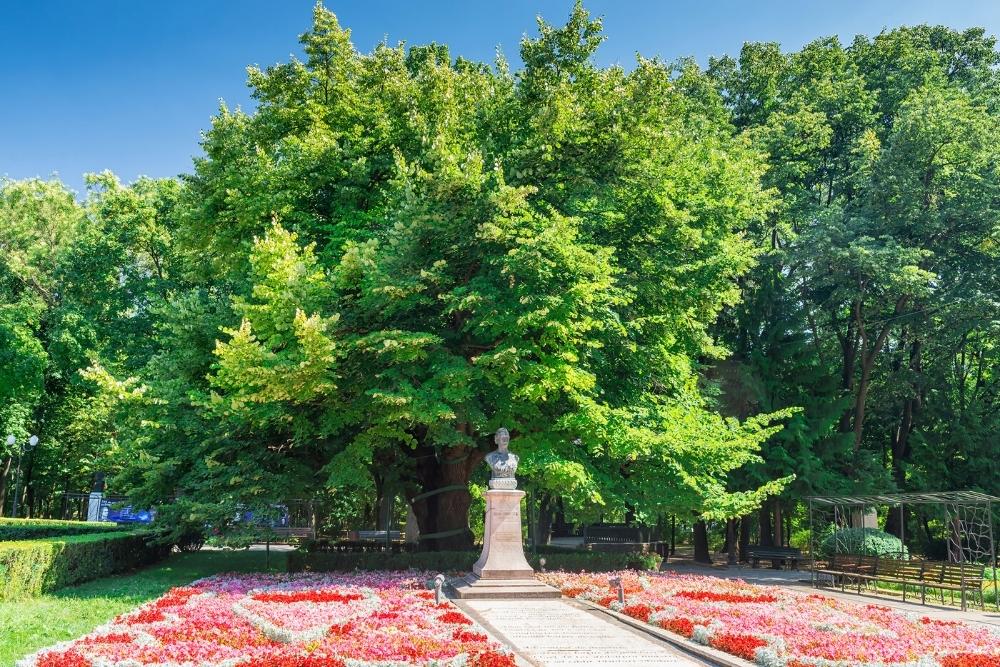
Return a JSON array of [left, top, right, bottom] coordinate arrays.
[[693, 520, 712, 564], [886, 338, 922, 539], [0, 456, 12, 517], [773, 500, 784, 547], [726, 519, 738, 566], [535, 492, 554, 547], [407, 443, 483, 551], [759, 504, 774, 547], [738, 515, 750, 562]]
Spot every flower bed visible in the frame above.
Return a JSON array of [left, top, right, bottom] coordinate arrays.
[[17, 572, 515, 667], [540, 571, 1000, 667]]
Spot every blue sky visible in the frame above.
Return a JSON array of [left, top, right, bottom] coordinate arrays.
[[3, 1, 999, 195]]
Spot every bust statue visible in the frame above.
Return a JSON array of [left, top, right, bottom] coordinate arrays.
[[485, 427, 519, 489]]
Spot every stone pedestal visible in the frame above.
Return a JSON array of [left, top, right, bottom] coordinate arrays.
[[86, 491, 104, 522], [452, 489, 560, 599]]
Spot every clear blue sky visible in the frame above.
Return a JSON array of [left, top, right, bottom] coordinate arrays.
[[3, 1, 999, 195]]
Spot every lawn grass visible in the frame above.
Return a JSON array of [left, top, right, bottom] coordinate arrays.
[[0, 549, 287, 667]]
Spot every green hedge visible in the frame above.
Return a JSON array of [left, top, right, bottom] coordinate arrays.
[[819, 527, 909, 558], [0, 518, 129, 541], [0, 531, 169, 600], [287, 549, 661, 573]]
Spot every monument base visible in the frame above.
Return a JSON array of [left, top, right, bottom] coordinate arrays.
[[450, 573, 561, 599], [452, 488, 560, 599]]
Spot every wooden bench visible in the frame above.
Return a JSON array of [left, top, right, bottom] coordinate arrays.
[[816, 553, 986, 610], [583, 525, 657, 554], [747, 545, 806, 569], [265, 526, 315, 543]]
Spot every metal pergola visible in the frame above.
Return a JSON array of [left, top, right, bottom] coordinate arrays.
[[807, 491, 999, 609]]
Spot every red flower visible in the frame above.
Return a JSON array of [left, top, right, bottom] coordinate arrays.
[[78, 633, 133, 645], [453, 628, 489, 643], [469, 650, 517, 667], [659, 617, 694, 638], [328, 622, 354, 636], [126, 609, 166, 624], [252, 590, 363, 604], [673, 590, 776, 604], [36, 651, 91, 667], [920, 616, 962, 627], [940, 654, 1000, 667], [596, 594, 616, 607], [710, 633, 768, 661], [438, 610, 474, 625], [622, 603, 653, 622], [243, 656, 347, 667]]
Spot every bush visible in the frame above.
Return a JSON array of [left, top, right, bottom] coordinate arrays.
[[0, 531, 169, 600], [0, 518, 129, 541], [287, 548, 661, 573], [819, 527, 908, 558]]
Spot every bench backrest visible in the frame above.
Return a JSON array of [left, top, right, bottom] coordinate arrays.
[[939, 562, 986, 585], [886, 559, 924, 580], [747, 546, 801, 557], [584, 525, 644, 543]]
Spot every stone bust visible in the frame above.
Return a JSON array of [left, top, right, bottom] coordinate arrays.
[[485, 427, 519, 489]]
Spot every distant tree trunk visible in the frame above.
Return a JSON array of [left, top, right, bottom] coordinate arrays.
[[886, 338, 921, 539], [693, 520, 712, 564], [738, 515, 750, 562], [535, 492, 554, 547], [726, 519, 738, 566], [670, 515, 676, 556], [0, 456, 12, 517], [759, 504, 774, 547], [773, 500, 784, 547], [407, 440, 484, 552]]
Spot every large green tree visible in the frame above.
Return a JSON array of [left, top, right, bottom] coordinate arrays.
[[111, 3, 788, 549]]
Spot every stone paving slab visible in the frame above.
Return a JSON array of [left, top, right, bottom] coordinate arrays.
[[456, 598, 705, 667]]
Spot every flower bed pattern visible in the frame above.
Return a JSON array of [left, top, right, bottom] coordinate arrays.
[[17, 572, 515, 667], [540, 571, 1000, 667]]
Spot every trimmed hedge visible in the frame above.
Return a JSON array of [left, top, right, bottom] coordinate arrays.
[[287, 549, 661, 573], [0, 517, 129, 541], [0, 531, 169, 600], [819, 527, 909, 558]]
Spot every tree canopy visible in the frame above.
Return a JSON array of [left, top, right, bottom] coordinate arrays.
[[3, 4, 998, 557]]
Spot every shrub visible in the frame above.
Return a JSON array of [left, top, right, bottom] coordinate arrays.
[[0, 531, 169, 599], [0, 517, 129, 541], [819, 527, 908, 558], [287, 549, 661, 573]]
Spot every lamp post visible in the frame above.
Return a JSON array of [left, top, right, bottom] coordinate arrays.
[[8, 434, 38, 518]]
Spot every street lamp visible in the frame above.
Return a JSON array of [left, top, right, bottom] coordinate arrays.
[[8, 434, 38, 518]]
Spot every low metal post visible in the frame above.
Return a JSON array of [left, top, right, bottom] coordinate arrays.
[[609, 576, 624, 605], [433, 573, 445, 605]]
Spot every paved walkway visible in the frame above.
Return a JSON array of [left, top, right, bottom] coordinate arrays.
[[455, 598, 708, 667]]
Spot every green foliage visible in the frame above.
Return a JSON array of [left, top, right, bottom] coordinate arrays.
[[286, 548, 660, 573], [0, 550, 286, 666], [0, 531, 168, 600], [15, 4, 1000, 558], [0, 518, 128, 541], [818, 528, 909, 558], [80, 2, 794, 552]]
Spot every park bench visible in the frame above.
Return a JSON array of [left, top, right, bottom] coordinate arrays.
[[746, 545, 806, 569], [583, 524, 658, 554], [816, 553, 987, 610], [262, 525, 315, 545]]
